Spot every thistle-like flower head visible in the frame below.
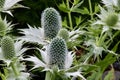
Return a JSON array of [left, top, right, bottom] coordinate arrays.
[[23, 37, 86, 80], [0, 36, 28, 65], [41, 7, 62, 39], [58, 29, 69, 41], [1, 36, 15, 59], [102, 0, 120, 10], [19, 7, 62, 45], [94, 6, 120, 31], [49, 37, 67, 69]]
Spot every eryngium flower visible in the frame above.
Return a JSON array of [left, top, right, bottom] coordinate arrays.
[[58, 29, 69, 41], [0, 17, 6, 36], [23, 37, 86, 80], [49, 37, 67, 69], [1, 36, 15, 59], [105, 13, 118, 26], [94, 7, 120, 31], [41, 7, 62, 39], [0, 0, 5, 10]]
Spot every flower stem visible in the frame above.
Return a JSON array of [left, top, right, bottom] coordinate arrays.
[[45, 71, 57, 80], [11, 61, 19, 77], [66, 0, 73, 30], [88, 0, 93, 20], [45, 71, 51, 80]]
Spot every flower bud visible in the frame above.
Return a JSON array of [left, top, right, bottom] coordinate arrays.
[[1, 36, 15, 59], [105, 13, 118, 26]]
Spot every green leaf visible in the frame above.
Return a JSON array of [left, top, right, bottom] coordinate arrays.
[[71, 7, 89, 14], [0, 72, 6, 80], [71, 0, 84, 11], [58, 1, 70, 13], [95, 53, 116, 72], [75, 16, 82, 25], [94, 4, 100, 13], [112, 41, 120, 52], [66, 64, 98, 73], [87, 70, 102, 80]]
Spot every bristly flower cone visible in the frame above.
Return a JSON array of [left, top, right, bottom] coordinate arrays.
[[1, 36, 15, 59], [41, 7, 62, 39], [49, 37, 67, 69], [58, 29, 69, 41], [0, 17, 6, 36]]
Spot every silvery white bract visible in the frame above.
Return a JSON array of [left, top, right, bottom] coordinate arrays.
[[0, 17, 14, 35], [18, 25, 50, 45], [7, 60, 30, 80], [0, 0, 25, 16], [23, 45, 86, 80], [102, 0, 117, 7], [102, 0, 120, 9], [69, 28, 85, 41], [84, 39, 104, 59]]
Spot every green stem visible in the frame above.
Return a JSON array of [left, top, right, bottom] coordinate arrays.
[[88, 0, 93, 20], [66, 0, 73, 30], [45, 71, 52, 80], [11, 61, 19, 77]]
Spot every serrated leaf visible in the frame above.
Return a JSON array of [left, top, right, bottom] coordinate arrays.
[[87, 70, 101, 80], [75, 16, 81, 25], [71, 7, 89, 14], [58, 1, 70, 13], [95, 53, 116, 72], [71, 0, 84, 11]]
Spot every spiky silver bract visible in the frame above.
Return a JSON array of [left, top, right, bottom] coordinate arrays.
[[41, 7, 62, 39], [58, 29, 69, 41], [1, 36, 15, 59], [49, 37, 67, 69]]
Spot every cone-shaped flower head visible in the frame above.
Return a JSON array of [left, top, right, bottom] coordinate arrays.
[[58, 29, 69, 41], [49, 37, 67, 69], [1, 36, 15, 59], [105, 13, 118, 26], [41, 7, 62, 39], [0, 17, 6, 36], [0, 0, 5, 10]]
